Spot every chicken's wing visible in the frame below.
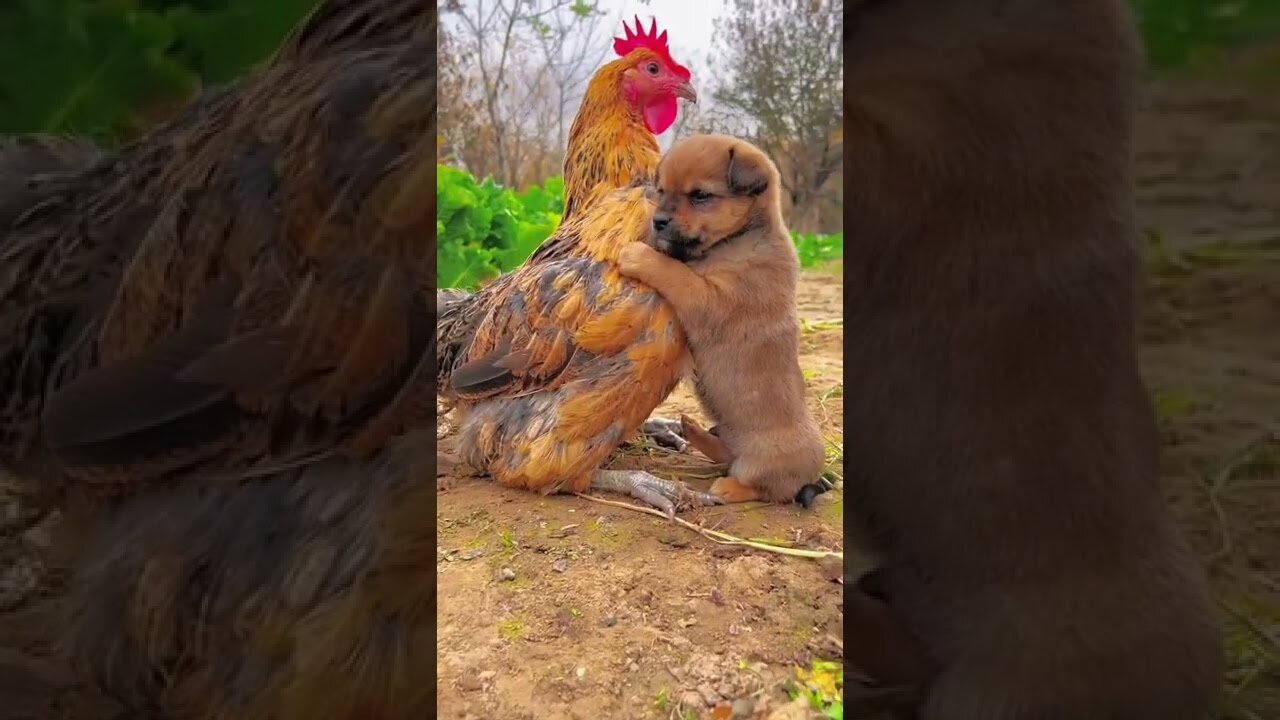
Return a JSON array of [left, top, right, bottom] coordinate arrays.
[[31, 5, 435, 489], [441, 190, 720, 514]]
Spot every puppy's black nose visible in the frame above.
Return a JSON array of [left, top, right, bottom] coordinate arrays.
[[652, 214, 670, 232]]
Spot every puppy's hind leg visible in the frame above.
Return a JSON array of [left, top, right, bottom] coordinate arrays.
[[679, 414, 734, 463], [678, 415, 764, 503], [708, 476, 762, 503], [635, 413, 724, 455], [683, 415, 832, 508]]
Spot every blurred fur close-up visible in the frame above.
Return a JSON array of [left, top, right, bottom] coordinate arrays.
[[0, 1, 437, 719]]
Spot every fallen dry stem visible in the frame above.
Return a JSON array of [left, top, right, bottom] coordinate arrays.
[[573, 493, 843, 561]]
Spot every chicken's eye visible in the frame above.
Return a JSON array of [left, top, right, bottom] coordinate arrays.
[[689, 189, 712, 204], [645, 62, 660, 76]]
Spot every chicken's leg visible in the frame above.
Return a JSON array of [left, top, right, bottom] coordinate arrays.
[[590, 469, 722, 517], [639, 414, 735, 455], [639, 417, 688, 451]]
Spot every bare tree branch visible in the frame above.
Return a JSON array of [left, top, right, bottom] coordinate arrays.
[[709, 0, 843, 231], [440, 0, 606, 187]]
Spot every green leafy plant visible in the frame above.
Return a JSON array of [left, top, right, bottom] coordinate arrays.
[[436, 164, 562, 289], [792, 231, 843, 269], [0, 0, 322, 139], [436, 165, 844, 290], [1132, 0, 1280, 69]]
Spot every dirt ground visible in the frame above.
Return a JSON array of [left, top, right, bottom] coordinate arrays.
[[1131, 72, 1280, 719], [433, 271, 846, 720], [0, 67, 1278, 720]]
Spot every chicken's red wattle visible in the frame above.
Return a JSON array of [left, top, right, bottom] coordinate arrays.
[[643, 94, 678, 135]]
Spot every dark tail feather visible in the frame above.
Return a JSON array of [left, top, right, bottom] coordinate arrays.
[[434, 288, 477, 397], [436, 288, 472, 315], [0, 136, 105, 463], [0, 135, 105, 226]]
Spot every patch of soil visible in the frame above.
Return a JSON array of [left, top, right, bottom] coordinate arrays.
[[434, 270, 846, 720]]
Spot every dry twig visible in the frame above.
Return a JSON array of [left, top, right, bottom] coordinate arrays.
[[573, 493, 843, 561]]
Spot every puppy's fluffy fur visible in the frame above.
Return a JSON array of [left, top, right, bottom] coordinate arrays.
[[845, 0, 1223, 717], [617, 134, 825, 504]]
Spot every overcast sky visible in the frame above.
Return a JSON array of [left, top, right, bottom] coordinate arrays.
[[606, 0, 727, 65]]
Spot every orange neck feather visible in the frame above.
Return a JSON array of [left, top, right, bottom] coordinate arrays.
[[560, 57, 661, 222]]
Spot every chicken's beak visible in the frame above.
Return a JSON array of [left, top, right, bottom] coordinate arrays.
[[675, 81, 698, 104]]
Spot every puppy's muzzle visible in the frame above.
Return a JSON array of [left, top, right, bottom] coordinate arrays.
[[651, 213, 702, 261]]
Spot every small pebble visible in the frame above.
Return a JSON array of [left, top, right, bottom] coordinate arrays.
[[575, 666, 587, 679], [731, 697, 755, 718], [552, 558, 568, 573], [602, 615, 617, 627], [499, 567, 516, 581], [457, 675, 484, 692], [697, 682, 721, 706], [628, 662, 639, 672]]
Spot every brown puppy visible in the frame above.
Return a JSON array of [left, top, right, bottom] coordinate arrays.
[[616, 134, 827, 505], [846, 0, 1223, 718]]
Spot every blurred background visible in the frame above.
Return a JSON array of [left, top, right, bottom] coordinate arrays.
[[0, 1, 1276, 718]]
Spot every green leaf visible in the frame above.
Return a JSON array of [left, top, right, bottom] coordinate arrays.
[[0, 0, 322, 139], [436, 164, 568, 289]]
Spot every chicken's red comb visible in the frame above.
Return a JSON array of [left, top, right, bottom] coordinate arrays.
[[613, 15, 691, 81]]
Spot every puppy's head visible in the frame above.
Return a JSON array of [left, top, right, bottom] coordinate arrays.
[[648, 134, 780, 261]]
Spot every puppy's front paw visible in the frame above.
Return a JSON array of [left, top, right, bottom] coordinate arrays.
[[617, 241, 660, 279]]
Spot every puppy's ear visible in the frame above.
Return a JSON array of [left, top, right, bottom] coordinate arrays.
[[725, 146, 769, 196]]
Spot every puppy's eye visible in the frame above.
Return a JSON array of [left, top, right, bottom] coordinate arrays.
[[645, 62, 660, 76], [688, 189, 712, 204]]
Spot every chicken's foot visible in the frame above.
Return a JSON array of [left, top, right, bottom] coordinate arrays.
[[590, 469, 722, 517], [640, 416, 690, 452]]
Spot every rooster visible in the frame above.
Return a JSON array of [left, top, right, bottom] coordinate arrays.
[[0, 2, 441, 718], [559, 17, 694, 222], [437, 18, 721, 515]]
